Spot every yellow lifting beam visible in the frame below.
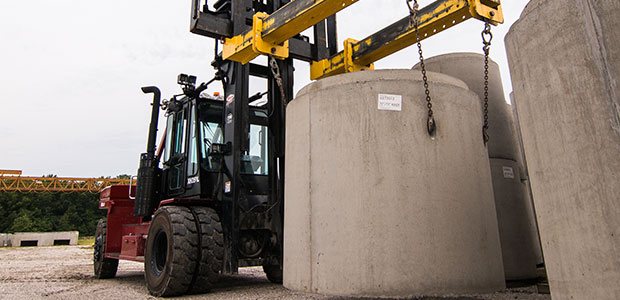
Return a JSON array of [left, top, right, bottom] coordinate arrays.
[[311, 0, 503, 80], [222, 0, 502, 79], [223, 0, 359, 64]]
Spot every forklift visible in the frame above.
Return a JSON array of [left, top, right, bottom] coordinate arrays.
[[93, 0, 503, 297]]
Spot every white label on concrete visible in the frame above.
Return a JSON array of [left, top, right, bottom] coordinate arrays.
[[378, 94, 402, 111], [502, 166, 515, 179]]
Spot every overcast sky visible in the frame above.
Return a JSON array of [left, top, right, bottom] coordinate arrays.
[[0, 0, 529, 177]]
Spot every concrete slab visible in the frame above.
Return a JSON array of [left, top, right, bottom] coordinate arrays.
[[7, 231, 79, 247]]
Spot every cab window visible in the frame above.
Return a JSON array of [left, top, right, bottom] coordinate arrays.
[[241, 124, 268, 175]]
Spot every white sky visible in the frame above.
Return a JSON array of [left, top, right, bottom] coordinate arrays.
[[0, 0, 529, 177]]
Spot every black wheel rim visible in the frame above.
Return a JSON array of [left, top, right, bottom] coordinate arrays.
[[152, 230, 168, 275]]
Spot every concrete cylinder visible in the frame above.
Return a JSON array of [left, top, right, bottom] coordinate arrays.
[[509, 92, 544, 266], [506, 1, 620, 299], [413, 53, 519, 161], [284, 69, 505, 297], [414, 53, 542, 280], [489, 158, 539, 280]]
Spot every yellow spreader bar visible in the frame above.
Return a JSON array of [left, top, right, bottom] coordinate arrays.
[[310, 0, 503, 80], [223, 0, 359, 64]]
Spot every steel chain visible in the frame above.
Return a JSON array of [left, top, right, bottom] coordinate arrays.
[[407, 0, 436, 137], [481, 21, 493, 144], [269, 56, 287, 105]]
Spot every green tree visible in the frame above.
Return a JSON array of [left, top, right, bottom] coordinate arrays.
[[10, 210, 37, 232], [0, 192, 105, 235]]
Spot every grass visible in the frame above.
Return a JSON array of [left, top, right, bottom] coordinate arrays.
[[78, 236, 95, 246]]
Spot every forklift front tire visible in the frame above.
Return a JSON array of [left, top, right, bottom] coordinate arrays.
[[145, 206, 199, 297], [187, 206, 224, 294]]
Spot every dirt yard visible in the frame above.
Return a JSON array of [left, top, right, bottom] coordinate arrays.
[[0, 246, 550, 300]]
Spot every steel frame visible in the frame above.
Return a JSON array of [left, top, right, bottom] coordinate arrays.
[[193, 0, 502, 79], [0, 175, 131, 193], [310, 0, 503, 79]]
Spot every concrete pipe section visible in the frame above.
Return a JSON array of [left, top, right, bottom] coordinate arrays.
[[506, 0, 620, 299], [284, 69, 505, 297], [413, 53, 519, 161], [489, 159, 539, 280], [414, 53, 542, 280], [509, 92, 544, 267]]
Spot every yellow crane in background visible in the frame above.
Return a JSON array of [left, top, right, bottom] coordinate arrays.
[[0, 170, 130, 193]]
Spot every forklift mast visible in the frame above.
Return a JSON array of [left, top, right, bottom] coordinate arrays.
[[191, 0, 340, 273]]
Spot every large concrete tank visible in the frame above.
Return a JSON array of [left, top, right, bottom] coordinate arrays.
[[284, 69, 505, 297], [506, 1, 620, 299], [489, 158, 539, 279], [413, 53, 519, 161], [510, 92, 544, 266], [415, 53, 541, 280]]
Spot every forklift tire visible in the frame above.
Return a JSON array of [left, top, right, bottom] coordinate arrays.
[[263, 263, 283, 284], [93, 219, 119, 279], [187, 206, 224, 294], [145, 206, 199, 297]]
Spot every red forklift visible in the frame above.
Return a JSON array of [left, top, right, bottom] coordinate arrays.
[[94, 74, 284, 296]]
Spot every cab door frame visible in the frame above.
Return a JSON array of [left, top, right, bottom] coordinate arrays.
[[162, 103, 189, 198]]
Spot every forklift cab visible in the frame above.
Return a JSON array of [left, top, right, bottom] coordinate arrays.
[[161, 95, 270, 206]]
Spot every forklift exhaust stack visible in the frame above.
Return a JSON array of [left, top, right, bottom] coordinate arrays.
[[134, 86, 163, 217]]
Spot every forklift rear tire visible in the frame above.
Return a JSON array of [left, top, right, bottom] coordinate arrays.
[[145, 206, 199, 297], [187, 206, 224, 294], [263, 263, 283, 284], [93, 219, 118, 279]]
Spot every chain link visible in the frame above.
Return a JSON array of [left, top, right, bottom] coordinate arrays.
[[407, 0, 436, 137], [269, 56, 287, 105], [481, 21, 493, 144]]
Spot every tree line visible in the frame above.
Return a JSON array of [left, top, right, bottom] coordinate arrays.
[[0, 191, 105, 236]]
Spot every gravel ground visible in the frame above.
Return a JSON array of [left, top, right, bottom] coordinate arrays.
[[0, 246, 550, 300]]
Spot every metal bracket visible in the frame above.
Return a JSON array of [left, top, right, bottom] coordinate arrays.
[[310, 39, 374, 80], [470, 0, 503, 24], [223, 13, 289, 65], [343, 39, 374, 73]]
